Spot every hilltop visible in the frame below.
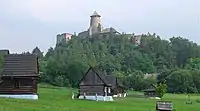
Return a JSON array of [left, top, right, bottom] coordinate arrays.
[[31, 33, 200, 93]]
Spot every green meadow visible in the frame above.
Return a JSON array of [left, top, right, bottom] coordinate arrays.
[[0, 85, 199, 111]]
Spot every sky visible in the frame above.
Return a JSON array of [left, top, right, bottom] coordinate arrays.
[[0, 0, 199, 53]]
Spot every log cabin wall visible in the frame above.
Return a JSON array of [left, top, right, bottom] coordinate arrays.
[[79, 85, 105, 95], [0, 77, 38, 94], [79, 68, 106, 96], [0, 54, 39, 95]]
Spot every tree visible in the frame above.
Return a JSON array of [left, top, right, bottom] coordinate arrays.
[[170, 37, 200, 67], [32, 47, 43, 58], [166, 69, 197, 93], [191, 70, 200, 92], [45, 47, 54, 58], [185, 58, 200, 70], [36, 33, 200, 92], [155, 80, 167, 100]]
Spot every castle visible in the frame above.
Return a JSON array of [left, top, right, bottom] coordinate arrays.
[[56, 33, 72, 44], [78, 11, 120, 37], [56, 11, 142, 45]]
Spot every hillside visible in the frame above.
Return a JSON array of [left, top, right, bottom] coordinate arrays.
[[33, 33, 200, 93]]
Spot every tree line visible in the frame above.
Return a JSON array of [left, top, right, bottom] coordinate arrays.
[[1, 33, 200, 93]]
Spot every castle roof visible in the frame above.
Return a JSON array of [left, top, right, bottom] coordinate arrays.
[[91, 11, 101, 17], [101, 27, 119, 34]]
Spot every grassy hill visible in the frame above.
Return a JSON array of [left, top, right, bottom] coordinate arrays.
[[0, 85, 200, 111]]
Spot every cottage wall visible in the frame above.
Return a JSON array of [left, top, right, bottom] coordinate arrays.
[[0, 54, 38, 95], [0, 77, 37, 94], [78, 67, 125, 98], [79, 68, 108, 96], [79, 85, 105, 96]]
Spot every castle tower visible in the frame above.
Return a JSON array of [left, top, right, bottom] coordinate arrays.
[[89, 11, 102, 36]]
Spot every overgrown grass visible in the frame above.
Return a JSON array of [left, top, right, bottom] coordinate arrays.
[[0, 85, 199, 111]]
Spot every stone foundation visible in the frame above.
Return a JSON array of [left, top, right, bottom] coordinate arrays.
[[78, 95, 113, 101], [0, 94, 38, 100]]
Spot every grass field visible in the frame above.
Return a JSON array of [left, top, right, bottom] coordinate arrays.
[[0, 84, 200, 111]]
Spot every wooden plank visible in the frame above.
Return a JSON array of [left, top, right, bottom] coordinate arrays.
[[156, 101, 173, 110]]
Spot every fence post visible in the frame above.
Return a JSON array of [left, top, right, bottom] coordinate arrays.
[[84, 92, 86, 99], [95, 93, 98, 101], [72, 92, 74, 100]]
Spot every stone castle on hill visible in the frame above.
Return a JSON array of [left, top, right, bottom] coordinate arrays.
[[56, 33, 73, 44], [56, 11, 142, 45], [78, 11, 120, 38]]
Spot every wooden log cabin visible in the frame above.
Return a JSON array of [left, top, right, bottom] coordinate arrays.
[[143, 84, 158, 98], [77, 67, 125, 101], [0, 53, 39, 99]]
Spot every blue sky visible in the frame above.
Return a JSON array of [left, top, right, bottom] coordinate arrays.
[[0, 0, 199, 53]]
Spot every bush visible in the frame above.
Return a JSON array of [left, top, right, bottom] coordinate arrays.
[[54, 75, 71, 87], [196, 99, 200, 103]]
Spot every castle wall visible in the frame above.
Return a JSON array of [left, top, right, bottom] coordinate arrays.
[[89, 16, 101, 36], [56, 33, 72, 44]]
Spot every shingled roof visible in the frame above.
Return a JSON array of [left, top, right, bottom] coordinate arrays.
[[0, 50, 9, 55], [84, 67, 124, 88], [2, 54, 39, 77], [142, 84, 157, 92]]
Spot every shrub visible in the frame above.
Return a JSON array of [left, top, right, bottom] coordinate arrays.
[[196, 99, 200, 103]]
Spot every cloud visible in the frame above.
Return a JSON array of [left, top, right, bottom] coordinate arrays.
[[0, 0, 199, 53], [1, 0, 199, 23]]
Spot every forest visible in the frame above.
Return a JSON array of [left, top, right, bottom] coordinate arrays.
[[1, 33, 200, 93]]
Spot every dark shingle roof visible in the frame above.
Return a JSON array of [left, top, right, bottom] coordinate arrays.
[[143, 88, 156, 92], [0, 50, 9, 55], [142, 84, 157, 92], [79, 66, 124, 88], [92, 67, 124, 88], [95, 70, 110, 86], [106, 75, 116, 88], [2, 54, 39, 77], [116, 79, 124, 87]]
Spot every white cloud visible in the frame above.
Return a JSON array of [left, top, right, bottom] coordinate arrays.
[[1, 0, 199, 23], [0, 0, 199, 53], [27, 0, 129, 22]]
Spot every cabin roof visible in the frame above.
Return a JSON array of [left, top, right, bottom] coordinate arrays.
[[143, 88, 156, 92], [106, 75, 116, 87], [142, 84, 156, 92], [78, 67, 124, 88], [0, 50, 9, 55], [96, 71, 109, 85], [2, 54, 39, 77]]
